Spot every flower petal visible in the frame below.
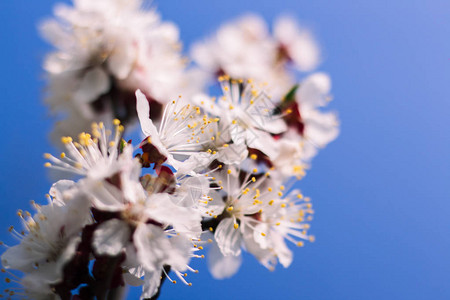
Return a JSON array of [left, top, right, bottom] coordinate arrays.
[[92, 219, 130, 256], [208, 239, 242, 279], [215, 217, 242, 256]]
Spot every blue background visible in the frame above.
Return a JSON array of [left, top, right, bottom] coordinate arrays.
[[1, 0, 449, 299]]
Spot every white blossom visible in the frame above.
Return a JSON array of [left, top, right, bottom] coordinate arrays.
[[40, 0, 193, 139], [136, 89, 218, 171], [282, 72, 340, 163], [274, 16, 321, 72], [44, 119, 137, 181], [207, 167, 314, 277], [1, 180, 91, 285]]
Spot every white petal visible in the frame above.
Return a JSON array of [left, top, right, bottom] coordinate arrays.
[[135, 90, 168, 158], [290, 35, 320, 72], [217, 143, 248, 165], [208, 239, 242, 279], [141, 270, 161, 299], [134, 224, 170, 272], [108, 36, 135, 79], [253, 223, 270, 249], [303, 109, 339, 148], [136, 89, 157, 137], [92, 219, 130, 256], [214, 218, 242, 256], [123, 271, 144, 287], [1, 244, 37, 272], [39, 19, 74, 50], [147, 194, 202, 236], [74, 67, 110, 103], [272, 232, 293, 268], [167, 235, 192, 271], [245, 129, 279, 159], [297, 72, 331, 107]]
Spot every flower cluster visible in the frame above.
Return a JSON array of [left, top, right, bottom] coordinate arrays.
[[1, 2, 339, 299]]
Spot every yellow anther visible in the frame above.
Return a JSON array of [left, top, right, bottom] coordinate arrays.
[[269, 200, 274, 205], [211, 137, 215, 141], [261, 232, 266, 237], [231, 120, 237, 124], [109, 141, 115, 147], [250, 154, 257, 160], [44, 153, 51, 159], [281, 203, 286, 208], [276, 222, 281, 226], [61, 136, 73, 144], [234, 223, 239, 229], [253, 168, 258, 173], [113, 119, 121, 125], [309, 236, 316, 242], [297, 194, 303, 199], [280, 185, 285, 191], [297, 241, 304, 247], [209, 227, 213, 232], [227, 169, 232, 174], [251, 177, 256, 182], [198, 246, 203, 250], [44, 162, 51, 167], [278, 192, 283, 197], [227, 206, 233, 212], [60, 152, 66, 158], [223, 144, 229, 148]]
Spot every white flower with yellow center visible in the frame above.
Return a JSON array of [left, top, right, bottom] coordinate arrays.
[[83, 160, 203, 297], [208, 167, 314, 278], [194, 77, 287, 160], [44, 119, 135, 181], [136, 90, 218, 172], [1, 180, 91, 285]]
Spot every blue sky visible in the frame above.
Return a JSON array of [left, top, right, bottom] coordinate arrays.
[[1, 0, 449, 299]]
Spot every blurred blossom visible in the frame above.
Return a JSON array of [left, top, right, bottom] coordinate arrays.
[[40, 0, 202, 143]]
